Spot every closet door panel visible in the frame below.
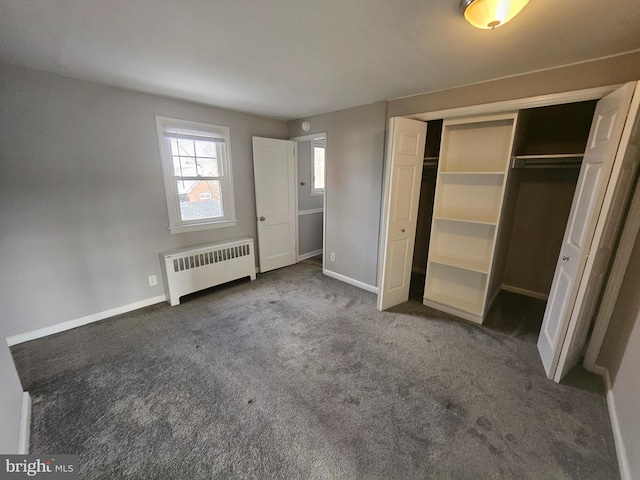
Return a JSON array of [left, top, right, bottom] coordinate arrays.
[[567, 163, 603, 249], [540, 267, 573, 363], [556, 85, 640, 380], [387, 238, 410, 289], [377, 117, 427, 311], [537, 81, 638, 381]]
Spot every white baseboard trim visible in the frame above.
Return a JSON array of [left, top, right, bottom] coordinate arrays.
[[592, 365, 631, 480], [298, 249, 323, 261], [501, 284, 549, 301], [323, 269, 378, 294], [6, 295, 167, 346], [18, 392, 31, 454]]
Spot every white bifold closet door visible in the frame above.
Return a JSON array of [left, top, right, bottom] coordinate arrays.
[[377, 117, 427, 310], [538, 81, 640, 382]]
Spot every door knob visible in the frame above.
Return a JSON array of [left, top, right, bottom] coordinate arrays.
[[401, 228, 406, 233], [562, 256, 569, 261], [259, 216, 265, 221]]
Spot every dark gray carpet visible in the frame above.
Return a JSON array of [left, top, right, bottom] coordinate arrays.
[[11, 261, 619, 479]]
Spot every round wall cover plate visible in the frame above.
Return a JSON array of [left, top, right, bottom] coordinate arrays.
[[301, 121, 310, 132]]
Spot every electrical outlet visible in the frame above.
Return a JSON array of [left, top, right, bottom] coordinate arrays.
[[330, 252, 336, 262], [148, 275, 158, 287]]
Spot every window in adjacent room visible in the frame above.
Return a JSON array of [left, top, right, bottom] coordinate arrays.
[[311, 137, 325, 195], [156, 117, 237, 233]]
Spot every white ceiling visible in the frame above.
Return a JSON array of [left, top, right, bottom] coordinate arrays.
[[1, 0, 639, 120]]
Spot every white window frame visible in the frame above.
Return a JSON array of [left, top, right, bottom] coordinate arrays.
[[156, 116, 237, 233], [310, 137, 325, 196]]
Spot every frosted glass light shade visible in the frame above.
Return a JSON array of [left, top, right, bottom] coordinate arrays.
[[460, 0, 529, 29]]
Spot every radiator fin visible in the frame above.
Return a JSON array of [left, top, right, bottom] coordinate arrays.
[[172, 244, 252, 273]]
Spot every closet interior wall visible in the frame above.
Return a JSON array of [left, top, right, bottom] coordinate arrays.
[[411, 120, 442, 292], [502, 101, 598, 300]]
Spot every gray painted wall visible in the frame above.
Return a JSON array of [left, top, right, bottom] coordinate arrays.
[[0, 340, 22, 453], [0, 62, 287, 339], [598, 230, 640, 479], [502, 169, 578, 296], [288, 102, 387, 288], [298, 213, 323, 256]]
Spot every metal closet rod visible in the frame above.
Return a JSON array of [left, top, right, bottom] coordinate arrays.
[[511, 153, 584, 169]]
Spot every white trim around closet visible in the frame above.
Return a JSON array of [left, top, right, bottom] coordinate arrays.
[[406, 85, 618, 122]]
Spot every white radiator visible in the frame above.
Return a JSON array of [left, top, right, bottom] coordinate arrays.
[[160, 237, 256, 306]]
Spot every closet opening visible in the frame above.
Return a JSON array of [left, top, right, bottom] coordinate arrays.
[[485, 100, 598, 336], [409, 119, 441, 301], [408, 100, 600, 339]]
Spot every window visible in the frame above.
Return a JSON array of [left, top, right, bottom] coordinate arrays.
[[156, 117, 237, 233], [311, 137, 325, 195]]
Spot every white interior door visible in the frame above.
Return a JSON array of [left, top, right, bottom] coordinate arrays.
[[537, 82, 639, 381], [252, 137, 297, 273], [377, 117, 427, 310]]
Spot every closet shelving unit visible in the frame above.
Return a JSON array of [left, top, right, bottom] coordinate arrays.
[[423, 112, 519, 323]]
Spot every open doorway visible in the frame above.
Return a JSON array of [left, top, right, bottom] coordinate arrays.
[[292, 133, 326, 269]]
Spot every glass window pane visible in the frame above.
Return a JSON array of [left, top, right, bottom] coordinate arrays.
[[194, 140, 217, 158], [172, 155, 182, 176], [178, 180, 224, 221], [313, 146, 325, 190], [196, 156, 220, 177], [175, 138, 195, 157], [169, 138, 180, 155]]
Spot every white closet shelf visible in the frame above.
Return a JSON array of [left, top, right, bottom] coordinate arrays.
[[428, 255, 490, 274]]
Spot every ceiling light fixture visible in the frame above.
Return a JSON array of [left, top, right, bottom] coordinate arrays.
[[460, 0, 529, 29]]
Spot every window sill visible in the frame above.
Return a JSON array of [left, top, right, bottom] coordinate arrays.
[[169, 219, 238, 234]]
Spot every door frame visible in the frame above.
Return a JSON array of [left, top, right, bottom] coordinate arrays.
[[380, 82, 628, 373], [291, 132, 327, 272]]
